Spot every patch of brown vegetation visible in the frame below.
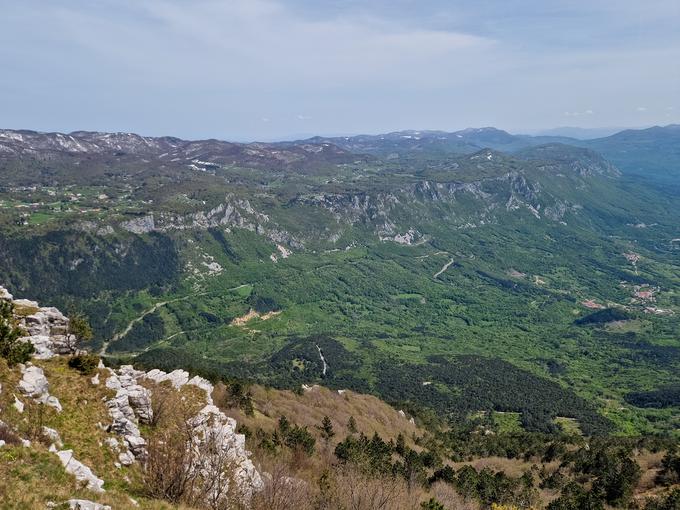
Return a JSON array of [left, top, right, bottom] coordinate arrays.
[[217, 383, 423, 448]]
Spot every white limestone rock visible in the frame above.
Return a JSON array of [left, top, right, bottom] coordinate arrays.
[[189, 404, 264, 500], [67, 499, 111, 510], [13, 395, 24, 413], [18, 364, 62, 412], [13, 298, 38, 308], [144, 368, 189, 389], [118, 450, 135, 466], [187, 375, 214, 404], [126, 385, 153, 424], [104, 437, 119, 451], [56, 450, 105, 493], [18, 364, 49, 396], [42, 426, 63, 449], [0, 286, 13, 300]]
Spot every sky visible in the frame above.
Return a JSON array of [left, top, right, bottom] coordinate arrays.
[[1, 0, 678, 141]]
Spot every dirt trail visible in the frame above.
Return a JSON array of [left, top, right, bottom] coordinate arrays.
[[433, 258, 455, 279]]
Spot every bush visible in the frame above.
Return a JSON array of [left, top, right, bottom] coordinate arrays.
[[68, 354, 100, 375], [0, 300, 33, 366], [68, 312, 94, 348]]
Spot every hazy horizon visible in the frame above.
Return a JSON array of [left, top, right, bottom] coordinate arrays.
[[2, 1, 678, 140]]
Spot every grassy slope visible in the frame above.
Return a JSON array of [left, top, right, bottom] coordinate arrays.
[[0, 358, 192, 509]]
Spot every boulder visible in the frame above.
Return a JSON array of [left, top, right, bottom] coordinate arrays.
[[42, 426, 63, 449], [18, 364, 62, 412], [0, 286, 13, 300], [67, 499, 111, 510], [118, 450, 135, 466], [18, 365, 49, 397], [56, 450, 105, 493]]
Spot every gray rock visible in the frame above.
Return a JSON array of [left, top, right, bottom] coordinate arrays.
[[126, 385, 153, 424], [56, 450, 105, 493], [42, 426, 63, 448], [18, 364, 62, 412], [67, 499, 111, 510], [13, 395, 24, 413], [0, 286, 13, 300], [118, 450, 135, 466]]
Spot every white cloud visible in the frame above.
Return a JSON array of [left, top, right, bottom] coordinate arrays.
[[636, 106, 648, 112], [564, 109, 594, 117]]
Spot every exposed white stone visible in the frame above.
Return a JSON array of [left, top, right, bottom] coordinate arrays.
[[187, 375, 214, 404], [188, 404, 264, 500], [42, 426, 63, 449], [0, 286, 13, 300], [144, 368, 189, 389], [13, 298, 38, 308], [67, 499, 111, 510], [104, 437, 119, 451], [56, 450, 105, 493], [13, 395, 24, 413], [126, 385, 153, 424], [118, 450, 135, 466], [18, 364, 62, 412], [91, 373, 100, 385], [0, 440, 5, 448]]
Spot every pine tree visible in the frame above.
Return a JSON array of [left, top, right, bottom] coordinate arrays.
[[319, 415, 335, 441]]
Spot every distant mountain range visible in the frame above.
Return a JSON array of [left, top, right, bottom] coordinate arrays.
[[299, 124, 680, 182], [533, 126, 635, 139]]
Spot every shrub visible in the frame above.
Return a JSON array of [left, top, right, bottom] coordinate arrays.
[[68, 312, 94, 349], [0, 422, 21, 446], [0, 300, 33, 366], [68, 354, 100, 375]]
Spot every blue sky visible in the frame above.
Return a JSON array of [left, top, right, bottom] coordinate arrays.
[[1, 0, 678, 141]]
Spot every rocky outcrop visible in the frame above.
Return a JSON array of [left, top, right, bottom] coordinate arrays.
[[188, 404, 264, 501], [56, 450, 105, 493], [18, 364, 62, 412], [104, 366, 151, 461], [66, 500, 111, 510], [121, 214, 155, 234], [102, 365, 262, 498], [0, 287, 75, 359]]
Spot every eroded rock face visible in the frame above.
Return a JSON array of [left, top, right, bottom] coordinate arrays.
[[104, 366, 150, 461]]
